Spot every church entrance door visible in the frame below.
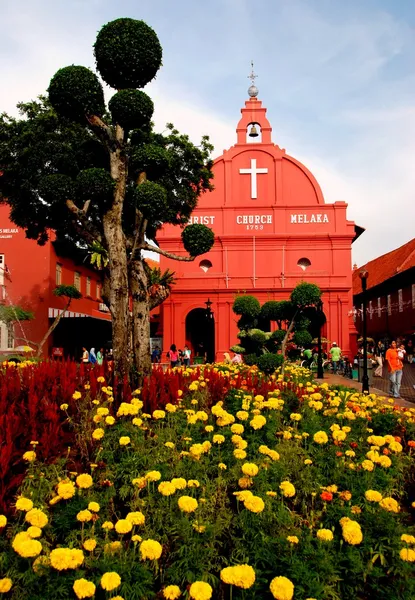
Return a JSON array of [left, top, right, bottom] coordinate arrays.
[[185, 308, 215, 363]]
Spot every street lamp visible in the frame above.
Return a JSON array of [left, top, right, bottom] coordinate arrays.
[[205, 298, 213, 319], [359, 270, 369, 393], [317, 299, 324, 379]]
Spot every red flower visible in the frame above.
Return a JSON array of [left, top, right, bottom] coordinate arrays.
[[383, 448, 390, 455], [394, 436, 402, 443], [408, 441, 415, 448], [336, 451, 343, 457], [350, 442, 358, 449], [320, 491, 333, 502]]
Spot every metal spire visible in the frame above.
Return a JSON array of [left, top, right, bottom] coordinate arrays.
[[247, 61, 259, 97]]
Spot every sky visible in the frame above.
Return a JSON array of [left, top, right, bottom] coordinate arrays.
[[0, 0, 414, 266]]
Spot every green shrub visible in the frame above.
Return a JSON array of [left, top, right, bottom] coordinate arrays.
[[256, 353, 284, 374]]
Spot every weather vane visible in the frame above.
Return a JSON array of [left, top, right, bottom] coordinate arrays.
[[248, 60, 257, 85], [247, 61, 259, 97]]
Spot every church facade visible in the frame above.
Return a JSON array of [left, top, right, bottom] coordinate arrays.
[[157, 87, 361, 362]]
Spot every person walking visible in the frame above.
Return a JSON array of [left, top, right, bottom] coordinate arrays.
[[167, 344, 179, 368], [385, 340, 403, 399], [81, 347, 89, 364], [96, 348, 104, 366], [183, 345, 191, 367], [329, 342, 342, 373], [374, 340, 384, 377], [89, 348, 97, 365]]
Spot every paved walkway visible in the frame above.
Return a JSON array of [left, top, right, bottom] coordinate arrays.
[[315, 373, 414, 408]]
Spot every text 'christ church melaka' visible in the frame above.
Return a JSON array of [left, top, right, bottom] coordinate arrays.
[[156, 73, 361, 363]]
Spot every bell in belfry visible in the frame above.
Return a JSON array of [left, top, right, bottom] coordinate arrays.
[[249, 123, 259, 138]]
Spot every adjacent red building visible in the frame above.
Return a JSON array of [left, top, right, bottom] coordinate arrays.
[[158, 88, 362, 361]]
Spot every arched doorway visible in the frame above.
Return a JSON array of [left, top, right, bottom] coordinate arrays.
[[185, 308, 215, 363]]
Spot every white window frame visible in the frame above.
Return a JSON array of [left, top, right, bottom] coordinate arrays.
[[398, 289, 403, 312], [56, 263, 62, 286], [74, 271, 81, 292], [387, 294, 391, 316], [86, 276, 91, 297], [377, 297, 381, 317], [369, 300, 373, 319]]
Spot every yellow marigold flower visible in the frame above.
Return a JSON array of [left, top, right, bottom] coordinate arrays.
[[139, 539, 163, 560], [269, 576, 294, 600], [236, 410, 249, 421], [153, 410, 166, 419], [117, 402, 139, 416], [241, 463, 259, 477], [25, 508, 48, 528], [192, 520, 206, 533], [244, 495, 265, 513], [104, 541, 122, 554], [27, 526, 42, 538], [50, 547, 84, 570], [0, 578, 12, 593], [92, 428, 104, 440], [250, 415, 266, 430], [317, 529, 333, 542], [304, 459, 313, 465], [378, 455, 392, 468], [132, 417, 143, 427], [220, 564, 256, 588], [102, 521, 114, 530], [87, 501, 100, 512], [218, 463, 227, 470], [101, 572, 121, 591], [93, 414, 103, 423], [132, 534, 142, 542], [379, 497, 400, 513], [266, 491, 277, 497], [22, 450, 36, 462], [0, 515, 7, 528], [72, 391, 82, 400], [15, 497, 33, 512], [158, 481, 176, 496], [124, 511, 145, 526], [400, 548, 415, 562], [187, 479, 200, 487], [178, 496, 198, 513], [341, 519, 363, 545], [287, 535, 299, 544], [96, 407, 109, 416], [212, 434, 225, 444], [280, 481, 296, 498], [97, 376, 105, 383], [361, 460, 375, 472], [339, 491, 352, 501], [56, 480, 75, 500], [119, 436, 130, 446], [171, 478, 187, 490], [234, 449, 247, 459], [83, 539, 97, 551], [165, 442, 175, 449], [73, 578, 96, 598], [231, 424, 244, 434], [165, 403, 177, 412], [115, 519, 133, 534], [76, 474, 93, 489], [104, 415, 115, 425], [365, 490, 383, 503], [290, 413, 302, 421], [77, 510, 93, 523], [345, 450, 355, 457], [189, 581, 213, 600], [145, 470, 161, 481], [282, 431, 292, 440], [313, 431, 328, 444], [163, 584, 181, 599], [234, 490, 253, 501], [389, 441, 403, 453], [401, 534, 415, 545], [332, 430, 347, 442], [268, 450, 280, 461], [205, 425, 214, 432]]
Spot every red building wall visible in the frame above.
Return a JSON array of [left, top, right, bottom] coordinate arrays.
[[158, 95, 358, 361]]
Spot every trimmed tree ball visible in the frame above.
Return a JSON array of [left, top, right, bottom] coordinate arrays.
[[232, 296, 261, 319], [48, 66, 105, 122], [38, 174, 74, 204], [130, 144, 170, 180], [133, 181, 167, 222], [76, 168, 115, 202], [181, 224, 214, 257], [94, 18, 162, 89], [109, 90, 154, 131]]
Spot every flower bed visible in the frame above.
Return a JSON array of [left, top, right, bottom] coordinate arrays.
[[1, 365, 415, 599]]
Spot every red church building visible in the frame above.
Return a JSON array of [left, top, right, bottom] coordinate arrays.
[[158, 83, 362, 361]]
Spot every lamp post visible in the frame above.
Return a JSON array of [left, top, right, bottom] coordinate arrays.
[[359, 270, 369, 393], [205, 298, 213, 319], [317, 299, 324, 379]]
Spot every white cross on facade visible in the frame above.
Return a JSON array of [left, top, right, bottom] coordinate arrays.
[[239, 158, 268, 199]]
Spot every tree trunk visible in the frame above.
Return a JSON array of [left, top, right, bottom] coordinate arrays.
[[281, 310, 298, 375], [36, 298, 72, 357], [129, 259, 151, 384]]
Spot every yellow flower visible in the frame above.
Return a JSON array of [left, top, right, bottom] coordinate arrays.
[[178, 496, 198, 513], [231, 424, 244, 434], [50, 548, 84, 570], [163, 584, 182, 599], [97, 376, 105, 383], [101, 572, 121, 591], [77, 510, 93, 523], [27, 526, 42, 538], [126, 511, 145, 526], [132, 417, 143, 426], [192, 521, 206, 533], [250, 415, 266, 429], [139, 539, 163, 560], [145, 470, 161, 481], [102, 521, 114, 530], [165, 442, 175, 449], [97, 407, 109, 416], [83, 539, 97, 551], [57, 480, 76, 499], [341, 519, 363, 545], [12, 534, 42, 558], [105, 416, 116, 425], [165, 403, 177, 413], [153, 410, 166, 419], [365, 490, 383, 503], [104, 541, 122, 554], [15, 497, 33, 512], [269, 576, 294, 600], [115, 519, 133, 534], [304, 459, 313, 465], [218, 463, 227, 470], [317, 529, 333, 542], [266, 491, 277, 497], [132, 534, 142, 542], [401, 534, 415, 545], [213, 434, 225, 444], [400, 548, 415, 562], [92, 428, 104, 440], [332, 430, 347, 442], [72, 391, 82, 400], [187, 480, 200, 487], [22, 449, 37, 462], [234, 449, 247, 459], [388, 441, 403, 453], [189, 581, 213, 600], [220, 564, 256, 588], [236, 410, 249, 421], [25, 509, 48, 528], [0, 515, 7, 528], [290, 413, 302, 421], [244, 495, 265, 513], [378, 455, 392, 468], [379, 497, 400, 513], [241, 463, 259, 477], [205, 425, 214, 432], [313, 431, 328, 444], [171, 478, 187, 490], [158, 481, 176, 496], [361, 460, 375, 472], [119, 436, 131, 446], [73, 578, 96, 598], [287, 535, 299, 544], [88, 501, 100, 512], [0, 578, 12, 593], [280, 481, 296, 498], [76, 474, 93, 488]]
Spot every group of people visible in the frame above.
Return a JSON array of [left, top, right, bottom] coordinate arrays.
[[373, 338, 413, 399], [158, 344, 192, 368], [81, 347, 112, 366]]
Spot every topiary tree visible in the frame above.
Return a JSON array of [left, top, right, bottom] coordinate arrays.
[[0, 305, 34, 350], [36, 285, 82, 357], [0, 18, 215, 382], [280, 282, 321, 360]]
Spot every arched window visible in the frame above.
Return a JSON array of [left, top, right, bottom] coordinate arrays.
[[297, 257, 311, 271], [246, 122, 262, 144], [199, 259, 212, 273]]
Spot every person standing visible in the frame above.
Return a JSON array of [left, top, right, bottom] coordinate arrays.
[[82, 347, 89, 364], [151, 346, 161, 364], [374, 340, 384, 377], [183, 345, 191, 367], [96, 348, 104, 366], [167, 344, 179, 368], [89, 348, 97, 365], [385, 340, 403, 399], [329, 342, 342, 373]]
